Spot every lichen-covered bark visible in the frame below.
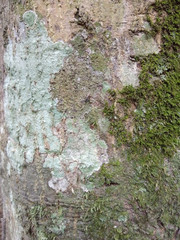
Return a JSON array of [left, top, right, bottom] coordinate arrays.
[[0, 1, 10, 239], [1, 0, 179, 240]]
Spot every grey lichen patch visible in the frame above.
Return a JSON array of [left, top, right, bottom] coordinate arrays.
[[4, 11, 72, 173], [102, 81, 111, 93], [23, 10, 37, 27], [119, 62, 139, 87], [4, 10, 109, 192], [132, 33, 160, 56], [44, 118, 108, 192], [115, 31, 160, 87], [48, 208, 66, 235]]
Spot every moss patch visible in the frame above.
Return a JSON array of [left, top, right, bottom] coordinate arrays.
[[83, 1, 180, 239]]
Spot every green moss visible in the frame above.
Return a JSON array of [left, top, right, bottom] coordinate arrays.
[[82, 192, 129, 240], [104, 0, 180, 156], [84, 154, 179, 239], [84, 1, 180, 239]]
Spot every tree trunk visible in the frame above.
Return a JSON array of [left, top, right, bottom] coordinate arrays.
[[0, 0, 179, 240]]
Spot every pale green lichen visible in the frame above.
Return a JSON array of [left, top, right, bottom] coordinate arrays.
[[44, 119, 108, 192], [4, 11, 109, 192], [37, 230, 48, 240], [119, 62, 139, 87], [132, 33, 160, 56], [48, 210, 66, 235], [23, 10, 37, 26], [4, 11, 71, 173], [118, 33, 160, 87], [102, 81, 111, 93]]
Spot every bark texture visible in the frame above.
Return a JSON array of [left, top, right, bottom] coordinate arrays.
[[0, 0, 179, 240]]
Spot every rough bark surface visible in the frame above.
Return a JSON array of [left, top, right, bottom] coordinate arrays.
[[0, 0, 179, 240], [0, 1, 11, 239]]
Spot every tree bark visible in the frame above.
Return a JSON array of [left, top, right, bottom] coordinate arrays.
[[0, 1, 179, 240]]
